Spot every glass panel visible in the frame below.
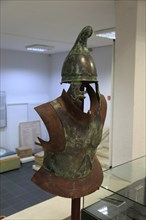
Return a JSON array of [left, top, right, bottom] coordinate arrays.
[[101, 156, 146, 206], [82, 156, 146, 220]]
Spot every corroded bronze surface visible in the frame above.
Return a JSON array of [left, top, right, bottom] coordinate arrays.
[[32, 85, 107, 198], [32, 157, 103, 199], [32, 26, 107, 198], [61, 26, 97, 83], [34, 85, 104, 179]]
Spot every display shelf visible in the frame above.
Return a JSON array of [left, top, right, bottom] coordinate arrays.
[[101, 156, 146, 207], [82, 192, 146, 220], [82, 156, 146, 220]]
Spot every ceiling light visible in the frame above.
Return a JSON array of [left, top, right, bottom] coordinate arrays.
[[26, 44, 54, 53], [94, 28, 116, 40]]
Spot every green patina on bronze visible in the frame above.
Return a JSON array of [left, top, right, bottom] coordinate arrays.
[[42, 85, 103, 179], [32, 26, 107, 198], [61, 26, 97, 83], [67, 82, 86, 108]]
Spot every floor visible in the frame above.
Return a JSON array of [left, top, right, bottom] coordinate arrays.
[[1, 156, 145, 219], [0, 162, 54, 217]]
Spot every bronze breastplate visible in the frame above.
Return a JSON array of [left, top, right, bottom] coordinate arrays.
[[44, 98, 102, 179], [37, 86, 102, 179], [32, 85, 106, 198]]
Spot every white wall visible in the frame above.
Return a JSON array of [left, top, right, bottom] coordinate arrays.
[[92, 46, 113, 129], [49, 51, 69, 100], [0, 49, 51, 150], [0, 46, 112, 151], [1, 49, 50, 103], [132, 0, 146, 158], [112, 0, 146, 167], [112, 1, 137, 166]]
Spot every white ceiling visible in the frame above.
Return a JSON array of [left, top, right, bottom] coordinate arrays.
[[0, 0, 115, 54]]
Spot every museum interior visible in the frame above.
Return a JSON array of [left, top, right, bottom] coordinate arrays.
[[0, 1, 145, 220]]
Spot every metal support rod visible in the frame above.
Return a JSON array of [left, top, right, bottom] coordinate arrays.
[[71, 83, 84, 220], [71, 198, 81, 220]]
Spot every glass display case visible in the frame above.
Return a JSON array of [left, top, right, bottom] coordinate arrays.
[[82, 156, 146, 220]]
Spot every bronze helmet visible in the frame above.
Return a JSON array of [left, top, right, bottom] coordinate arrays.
[[61, 26, 97, 83]]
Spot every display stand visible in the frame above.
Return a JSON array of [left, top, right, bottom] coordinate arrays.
[[71, 84, 84, 220], [71, 198, 81, 220]]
